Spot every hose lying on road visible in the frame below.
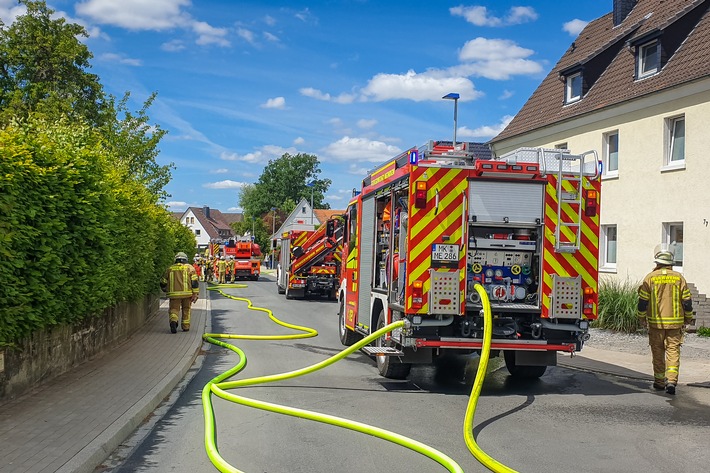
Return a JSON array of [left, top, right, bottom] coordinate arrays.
[[202, 282, 517, 473]]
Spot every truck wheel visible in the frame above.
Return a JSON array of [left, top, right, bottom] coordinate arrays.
[[374, 310, 411, 379], [277, 284, 285, 295], [503, 350, 547, 379], [339, 297, 361, 346]]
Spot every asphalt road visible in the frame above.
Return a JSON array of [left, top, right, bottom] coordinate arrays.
[[108, 277, 710, 473]]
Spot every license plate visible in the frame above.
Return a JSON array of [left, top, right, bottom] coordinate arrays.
[[431, 244, 459, 262]]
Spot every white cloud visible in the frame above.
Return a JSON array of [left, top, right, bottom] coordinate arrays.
[[361, 70, 481, 102], [76, 0, 191, 30], [456, 38, 543, 80], [357, 119, 377, 129], [263, 31, 279, 42], [563, 19, 589, 36], [294, 137, 305, 145], [192, 21, 230, 46], [458, 115, 514, 139], [264, 15, 276, 26], [499, 89, 514, 100], [299, 87, 356, 104], [450, 5, 538, 27], [99, 52, 142, 66], [322, 136, 401, 163], [228, 206, 243, 211], [161, 39, 186, 52], [211, 168, 229, 174], [166, 200, 189, 210], [237, 27, 256, 44], [219, 145, 297, 163], [0, 0, 26, 25], [262, 96, 286, 109], [203, 180, 248, 189]]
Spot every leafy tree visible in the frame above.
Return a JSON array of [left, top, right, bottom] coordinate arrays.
[[0, 0, 108, 126], [238, 152, 331, 218]]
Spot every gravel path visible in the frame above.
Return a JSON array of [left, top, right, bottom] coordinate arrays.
[[587, 328, 710, 361]]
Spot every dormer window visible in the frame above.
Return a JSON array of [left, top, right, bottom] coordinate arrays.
[[565, 71, 583, 103], [637, 40, 659, 78]]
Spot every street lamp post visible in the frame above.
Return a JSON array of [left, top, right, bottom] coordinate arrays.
[[442, 92, 460, 150], [271, 207, 277, 269], [307, 180, 315, 226]]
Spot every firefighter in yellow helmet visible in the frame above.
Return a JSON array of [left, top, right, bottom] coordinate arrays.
[[637, 245, 694, 394], [161, 252, 199, 333]]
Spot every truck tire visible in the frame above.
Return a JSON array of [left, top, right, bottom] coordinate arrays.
[[339, 297, 361, 346], [277, 284, 286, 295], [374, 310, 411, 379], [504, 350, 547, 379]]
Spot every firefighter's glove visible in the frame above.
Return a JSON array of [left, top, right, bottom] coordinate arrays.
[[191, 294, 198, 303]]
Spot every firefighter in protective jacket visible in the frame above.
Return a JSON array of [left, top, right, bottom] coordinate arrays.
[[637, 246, 694, 394], [161, 252, 199, 333]]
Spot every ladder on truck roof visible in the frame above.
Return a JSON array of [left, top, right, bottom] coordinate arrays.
[[497, 147, 599, 253]]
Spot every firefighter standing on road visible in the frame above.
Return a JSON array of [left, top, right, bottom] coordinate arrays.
[[217, 255, 227, 284], [161, 252, 199, 333], [637, 246, 694, 395]]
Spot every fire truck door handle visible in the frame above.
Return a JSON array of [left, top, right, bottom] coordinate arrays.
[[434, 189, 440, 215]]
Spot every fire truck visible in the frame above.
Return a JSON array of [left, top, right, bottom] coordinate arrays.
[[338, 141, 601, 379], [276, 217, 344, 300], [223, 238, 262, 281]]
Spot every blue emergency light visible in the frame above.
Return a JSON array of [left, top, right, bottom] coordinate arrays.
[[409, 149, 419, 165]]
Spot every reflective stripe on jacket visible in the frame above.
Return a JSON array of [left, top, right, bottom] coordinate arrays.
[[638, 268, 692, 329], [162, 263, 199, 298]]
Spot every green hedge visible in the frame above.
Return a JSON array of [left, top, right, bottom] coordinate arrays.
[[0, 117, 195, 345], [592, 277, 642, 333]]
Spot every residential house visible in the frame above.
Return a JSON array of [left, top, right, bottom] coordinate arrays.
[[489, 0, 710, 319], [178, 206, 238, 250], [269, 198, 345, 250]]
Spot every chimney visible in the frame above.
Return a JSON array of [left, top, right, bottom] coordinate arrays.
[[613, 0, 637, 26], [202, 206, 210, 219]]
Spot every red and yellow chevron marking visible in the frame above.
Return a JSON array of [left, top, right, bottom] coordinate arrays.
[[541, 175, 601, 319], [311, 266, 336, 275], [211, 243, 220, 256], [405, 166, 468, 314], [291, 230, 310, 249]]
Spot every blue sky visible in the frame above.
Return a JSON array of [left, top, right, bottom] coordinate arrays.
[[1, 1, 610, 213]]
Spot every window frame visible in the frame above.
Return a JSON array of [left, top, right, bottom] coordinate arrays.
[[602, 130, 619, 179], [600, 224, 617, 272], [195, 229, 201, 236], [565, 72, 582, 104], [637, 40, 659, 79], [662, 222, 684, 270], [663, 115, 685, 170]]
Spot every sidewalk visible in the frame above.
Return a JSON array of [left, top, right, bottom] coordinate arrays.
[[1, 281, 709, 473], [0, 285, 210, 473]]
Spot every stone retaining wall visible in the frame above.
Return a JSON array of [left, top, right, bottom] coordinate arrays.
[[0, 294, 160, 402]]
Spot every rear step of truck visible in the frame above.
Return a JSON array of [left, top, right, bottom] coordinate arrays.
[[361, 346, 404, 356]]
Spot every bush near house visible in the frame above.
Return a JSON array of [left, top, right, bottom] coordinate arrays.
[[592, 277, 642, 333], [0, 117, 195, 346]]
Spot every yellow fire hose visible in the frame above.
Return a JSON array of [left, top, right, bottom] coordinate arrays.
[[202, 283, 517, 473]]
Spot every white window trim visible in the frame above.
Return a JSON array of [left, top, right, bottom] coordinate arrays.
[[600, 224, 617, 272], [565, 72, 582, 103], [638, 40, 659, 79], [662, 222, 684, 271], [661, 115, 686, 171], [602, 131, 619, 180]]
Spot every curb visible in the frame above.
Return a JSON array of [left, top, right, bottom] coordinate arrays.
[[58, 286, 211, 473]]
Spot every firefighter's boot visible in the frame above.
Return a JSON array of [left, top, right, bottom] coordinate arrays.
[[666, 383, 676, 395], [170, 321, 178, 334]]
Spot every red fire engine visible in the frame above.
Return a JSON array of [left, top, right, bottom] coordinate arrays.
[[223, 238, 261, 281], [276, 217, 344, 300], [338, 141, 601, 379]]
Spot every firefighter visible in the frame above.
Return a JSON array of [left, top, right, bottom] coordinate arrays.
[[637, 246, 694, 394], [226, 255, 235, 283], [217, 256, 227, 284], [161, 252, 199, 333], [193, 255, 202, 282]]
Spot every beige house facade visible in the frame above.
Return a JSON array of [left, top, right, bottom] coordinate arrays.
[[490, 0, 710, 299]]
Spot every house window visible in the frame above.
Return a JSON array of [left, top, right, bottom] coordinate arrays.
[[600, 225, 617, 271], [195, 229, 201, 236], [637, 40, 659, 78], [603, 131, 619, 177], [555, 142, 568, 150], [302, 206, 307, 213], [662, 222, 683, 268], [565, 72, 582, 103], [665, 115, 685, 166]]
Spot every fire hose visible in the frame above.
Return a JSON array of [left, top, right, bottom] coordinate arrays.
[[202, 283, 517, 473]]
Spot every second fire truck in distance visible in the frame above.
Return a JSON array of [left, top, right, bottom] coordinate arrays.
[[276, 217, 344, 300], [338, 140, 601, 379]]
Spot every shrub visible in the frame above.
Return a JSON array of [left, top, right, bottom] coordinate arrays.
[[697, 326, 710, 338], [592, 277, 642, 333]]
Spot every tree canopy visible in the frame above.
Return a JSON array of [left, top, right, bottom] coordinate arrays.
[[238, 152, 331, 219]]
